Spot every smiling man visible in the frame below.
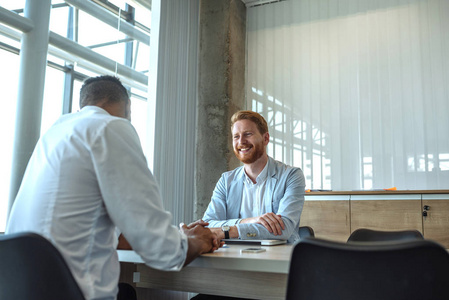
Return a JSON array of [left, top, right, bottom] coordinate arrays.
[[202, 110, 306, 243]]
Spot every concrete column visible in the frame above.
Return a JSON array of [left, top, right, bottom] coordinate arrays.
[[8, 0, 51, 215], [195, 0, 246, 219]]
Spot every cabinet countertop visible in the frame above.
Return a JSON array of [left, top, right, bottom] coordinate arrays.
[[306, 190, 449, 195]]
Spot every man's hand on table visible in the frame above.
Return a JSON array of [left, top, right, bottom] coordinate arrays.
[[116, 219, 222, 253], [185, 219, 210, 229], [180, 221, 221, 253], [240, 212, 285, 236], [180, 220, 224, 266]]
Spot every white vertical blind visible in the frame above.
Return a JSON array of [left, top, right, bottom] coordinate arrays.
[[247, 0, 449, 190], [150, 0, 199, 225]]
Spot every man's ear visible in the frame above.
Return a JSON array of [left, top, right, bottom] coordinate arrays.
[[263, 132, 270, 145]]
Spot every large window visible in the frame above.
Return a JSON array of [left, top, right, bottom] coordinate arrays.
[[0, 46, 20, 234], [0, 0, 152, 232]]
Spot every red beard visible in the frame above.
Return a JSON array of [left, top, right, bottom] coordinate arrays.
[[234, 141, 265, 164]]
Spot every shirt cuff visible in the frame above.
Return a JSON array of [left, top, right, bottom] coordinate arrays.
[[236, 223, 260, 239], [167, 231, 188, 271]]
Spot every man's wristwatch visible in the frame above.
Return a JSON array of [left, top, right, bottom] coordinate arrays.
[[221, 225, 230, 239]]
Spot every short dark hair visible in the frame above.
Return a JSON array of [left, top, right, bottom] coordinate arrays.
[[79, 75, 129, 108], [231, 110, 269, 134]]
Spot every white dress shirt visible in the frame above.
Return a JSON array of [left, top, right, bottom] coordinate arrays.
[[7, 106, 188, 300], [239, 160, 269, 219]]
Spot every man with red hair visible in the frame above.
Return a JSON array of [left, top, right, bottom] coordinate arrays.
[[203, 110, 305, 243]]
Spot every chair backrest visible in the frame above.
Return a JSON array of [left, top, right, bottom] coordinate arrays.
[[0, 232, 85, 300], [347, 228, 424, 242], [298, 226, 315, 239], [286, 238, 449, 300]]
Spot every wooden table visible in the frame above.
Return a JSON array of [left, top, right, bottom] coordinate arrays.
[[118, 243, 294, 300]]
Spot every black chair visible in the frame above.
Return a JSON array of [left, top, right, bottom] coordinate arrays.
[[347, 228, 424, 242], [286, 238, 449, 300], [298, 226, 315, 239], [0, 232, 85, 300]]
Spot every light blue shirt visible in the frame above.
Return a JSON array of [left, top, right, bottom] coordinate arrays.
[[203, 157, 305, 242]]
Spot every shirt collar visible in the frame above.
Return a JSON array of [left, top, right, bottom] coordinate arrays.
[[80, 105, 109, 114], [243, 159, 269, 185]]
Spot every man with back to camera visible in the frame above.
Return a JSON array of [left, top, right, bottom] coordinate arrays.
[[201, 110, 306, 243], [6, 75, 220, 300]]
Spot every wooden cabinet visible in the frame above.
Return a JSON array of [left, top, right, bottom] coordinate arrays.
[[301, 191, 449, 247], [300, 195, 350, 242], [422, 194, 449, 248], [350, 194, 423, 233]]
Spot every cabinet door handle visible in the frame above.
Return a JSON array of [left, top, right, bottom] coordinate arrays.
[[423, 205, 430, 211]]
